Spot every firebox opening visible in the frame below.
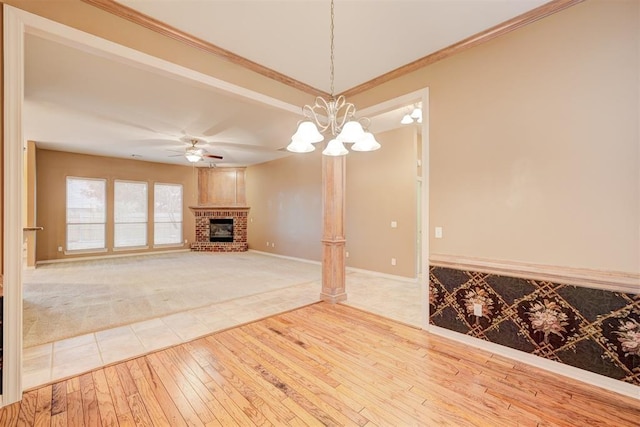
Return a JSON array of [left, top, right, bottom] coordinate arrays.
[[210, 218, 234, 242]]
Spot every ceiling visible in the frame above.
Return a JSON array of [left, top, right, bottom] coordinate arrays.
[[23, 0, 551, 167]]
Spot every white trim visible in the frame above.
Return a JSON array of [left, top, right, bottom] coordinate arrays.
[[247, 249, 321, 266], [345, 266, 417, 283], [3, 4, 25, 405], [249, 249, 420, 284], [36, 249, 190, 266], [420, 88, 430, 330], [112, 245, 150, 252], [428, 325, 640, 400], [430, 253, 639, 294], [63, 248, 108, 256]]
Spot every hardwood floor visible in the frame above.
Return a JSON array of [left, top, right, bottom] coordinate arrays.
[[2, 303, 639, 426]]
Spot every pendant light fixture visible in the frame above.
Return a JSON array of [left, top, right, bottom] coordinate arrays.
[[287, 0, 380, 156]]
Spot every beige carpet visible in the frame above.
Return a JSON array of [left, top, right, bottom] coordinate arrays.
[[22, 251, 321, 348]]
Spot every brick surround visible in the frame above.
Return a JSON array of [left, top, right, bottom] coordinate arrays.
[[190, 206, 250, 252]]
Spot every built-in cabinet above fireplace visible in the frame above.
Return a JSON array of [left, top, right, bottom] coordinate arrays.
[[190, 167, 250, 252]]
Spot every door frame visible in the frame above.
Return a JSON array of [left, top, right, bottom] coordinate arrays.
[[2, 4, 302, 405]]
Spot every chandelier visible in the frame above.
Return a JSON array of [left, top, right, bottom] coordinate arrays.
[[287, 0, 380, 156], [401, 104, 423, 125]]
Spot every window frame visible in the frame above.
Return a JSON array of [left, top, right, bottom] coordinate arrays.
[[65, 176, 107, 253], [153, 182, 184, 247], [114, 179, 149, 250]]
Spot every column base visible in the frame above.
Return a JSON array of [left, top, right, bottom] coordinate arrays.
[[320, 291, 347, 304]]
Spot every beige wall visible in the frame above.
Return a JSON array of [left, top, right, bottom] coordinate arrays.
[[246, 126, 418, 278], [346, 126, 418, 277], [350, 0, 640, 274], [3, 0, 638, 274], [35, 149, 197, 261], [246, 150, 323, 261]]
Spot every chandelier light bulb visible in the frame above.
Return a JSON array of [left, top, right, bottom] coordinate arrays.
[[322, 138, 349, 156], [286, 138, 316, 153], [400, 114, 413, 124], [337, 120, 365, 143], [351, 132, 381, 152], [291, 121, 324, 145]]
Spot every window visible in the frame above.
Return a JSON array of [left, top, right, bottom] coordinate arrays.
[[114, 180, 148, 248], [66, 177, 106, 251], [154, 183, 183, 245]]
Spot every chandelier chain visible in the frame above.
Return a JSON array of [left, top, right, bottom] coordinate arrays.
[[329, 0, 335, 97]]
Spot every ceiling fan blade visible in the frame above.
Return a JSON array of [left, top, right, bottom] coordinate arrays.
[[203, 154, 223, 160]]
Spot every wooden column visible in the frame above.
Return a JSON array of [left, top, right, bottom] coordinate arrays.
[[320, 154, 347, 303]]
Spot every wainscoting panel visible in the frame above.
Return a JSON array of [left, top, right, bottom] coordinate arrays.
[[429, 266, 640, 386]]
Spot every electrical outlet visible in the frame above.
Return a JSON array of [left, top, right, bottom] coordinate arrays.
[[435, 227, 443, 239], [473, 303, 483, 317], [346, 251, 350, 258], [390, 221, 397, 228], [271, 242, 275, 247], [391, 258, 396, 266], [266, 241, 270, 246], [57, 246, 62, 252]]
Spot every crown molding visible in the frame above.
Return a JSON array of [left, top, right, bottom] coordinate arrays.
[[81, 0, 583, 99], [340, 0, 585, 98], [80, 0, 329, 98]]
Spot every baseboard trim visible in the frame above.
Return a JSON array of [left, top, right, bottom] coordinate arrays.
[[248, 250, 417, 283], [248, 249, 321, 266], [36, 249, 191, 266], [346, 266, 417, 283], [429, 254, 639, 294], [429, 325, 640, 400]]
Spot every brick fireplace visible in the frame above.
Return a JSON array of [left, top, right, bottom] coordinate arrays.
[[190, 206, 250, 252]]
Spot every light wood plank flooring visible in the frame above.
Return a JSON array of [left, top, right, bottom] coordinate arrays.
[[3, 303, 639, 426]]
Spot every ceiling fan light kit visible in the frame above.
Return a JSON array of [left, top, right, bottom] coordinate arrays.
[[182, 138, 223, 163], [287, 0, 380, 157]]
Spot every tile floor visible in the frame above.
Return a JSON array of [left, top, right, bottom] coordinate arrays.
[[22, 270, 423, 390]]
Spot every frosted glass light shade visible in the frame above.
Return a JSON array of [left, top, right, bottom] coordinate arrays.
[[351, 132, 381, 152], [400, 114, 413, 124], [292, 121, 324, 144], [410, 107, 422, 119], [336, 120, 365, 142], [185, 148, 202, 162], [322, 138, 348, 156], [286, 138, 316, 153]]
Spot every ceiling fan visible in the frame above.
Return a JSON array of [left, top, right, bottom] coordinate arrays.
[[179, 138, 223, 163]]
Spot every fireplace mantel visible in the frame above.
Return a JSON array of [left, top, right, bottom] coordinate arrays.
[[190, 206, 250, 252]]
